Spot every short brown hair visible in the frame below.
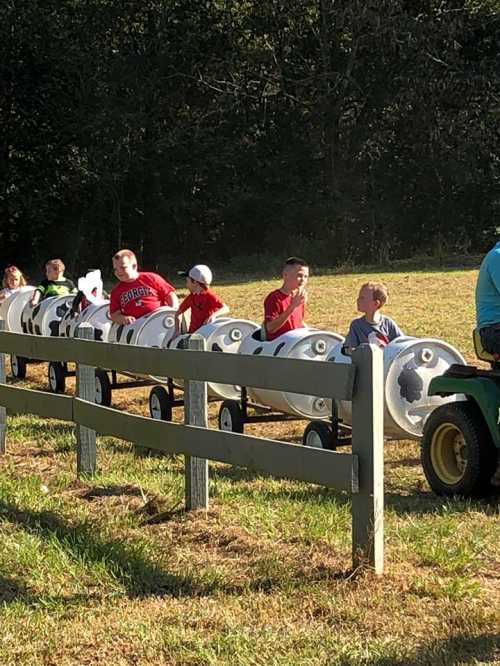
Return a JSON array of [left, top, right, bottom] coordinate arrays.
[[46, 258, 65, 273], [362, 281, 389, 306], [113, 249, 137, 263]]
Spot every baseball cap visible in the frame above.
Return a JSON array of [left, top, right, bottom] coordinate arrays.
[[178, 264, 213, 286]]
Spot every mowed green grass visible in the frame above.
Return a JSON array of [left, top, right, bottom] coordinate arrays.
[[0, 266, 499, 666]]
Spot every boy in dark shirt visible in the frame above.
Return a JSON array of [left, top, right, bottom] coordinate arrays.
[[30, 258, 76, 307], [344, 282, 403, 352], [175, 264, 229, 334]]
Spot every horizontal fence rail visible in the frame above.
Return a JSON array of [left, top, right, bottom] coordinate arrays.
[[0, 384, 73, 421], [0, 321, 384, 574], [73, 400, 359, 492], [0, 330, 355, 400]]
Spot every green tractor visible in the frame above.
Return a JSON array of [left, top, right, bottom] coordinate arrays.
[[421, 329, 500, 498]]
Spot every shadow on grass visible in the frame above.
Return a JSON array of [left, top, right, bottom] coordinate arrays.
[[0, 573, 107, 607], [217, 477, 499, 517], [0, 574, 35, 604], [373, 632, 499, 666], [0, 498, 220, 600], [80, 484, 144, 499], [0, 498, 355, 604], [384, 489, 500, 516]]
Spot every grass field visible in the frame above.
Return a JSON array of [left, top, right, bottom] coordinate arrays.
[[0, 266, 499, 665]]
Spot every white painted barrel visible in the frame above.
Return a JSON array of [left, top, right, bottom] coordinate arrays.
[[21, 295, 75, 337], [0, 287, 36, 333], [238, 328, 345, 418], [108, 307, 178, 382], [58, 307, 79, 338], [84, 303, 113, 342], [108, 306, 177, 348], [168, 318, 260, 399], [328, 336, 467, 439], [59, 301, 112, 342]]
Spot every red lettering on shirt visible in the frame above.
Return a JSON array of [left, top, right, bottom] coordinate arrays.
[[110, 272, 175, 318]]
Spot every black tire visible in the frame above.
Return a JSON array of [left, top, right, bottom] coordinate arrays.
[[10, 354, 27, 379], [95, 368, 112, 407], [47, 361, 66, 393], [302, 421, 335, 450], [218, 400, 244, 433], [421, 402, 499, 498], [149, 386, 173, 421]]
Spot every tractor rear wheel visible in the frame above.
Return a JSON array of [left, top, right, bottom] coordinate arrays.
[[421, 402, 498, 498]]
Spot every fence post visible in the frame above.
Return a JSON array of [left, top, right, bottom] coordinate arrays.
[[351, 343, 384, 574], [184, 334, 208, 510], [0, 319, 6, 455], [75, 323, 97, 476]]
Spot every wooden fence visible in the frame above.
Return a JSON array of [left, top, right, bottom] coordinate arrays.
[[0, 320, 384, 573]]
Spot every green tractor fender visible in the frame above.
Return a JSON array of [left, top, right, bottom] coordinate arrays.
[[428, 375, 500, 449]]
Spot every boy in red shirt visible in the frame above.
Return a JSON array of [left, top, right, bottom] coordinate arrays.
[[175, 264, 229, 334], [110, 249, 177, 325], [263, 257, 309, 341]]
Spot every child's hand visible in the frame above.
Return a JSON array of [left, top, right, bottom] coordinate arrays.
[[290, 287, 307, 309]]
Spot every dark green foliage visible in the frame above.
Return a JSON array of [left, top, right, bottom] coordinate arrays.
[[1, 1, 499, 274]]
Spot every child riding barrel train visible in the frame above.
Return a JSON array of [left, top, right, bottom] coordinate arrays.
[[4, 247, 499, 502], [11, 238, 500, 351], [1, 251, 404, 350]]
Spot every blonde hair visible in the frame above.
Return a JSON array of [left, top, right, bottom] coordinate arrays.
[[46, 258, 65, 273], [361, 281, 389, 306], [113, 249, 137, 263], [3, 266, 27, 289]]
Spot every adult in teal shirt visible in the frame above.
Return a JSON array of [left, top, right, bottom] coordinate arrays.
[[476, 241, 500, 354]]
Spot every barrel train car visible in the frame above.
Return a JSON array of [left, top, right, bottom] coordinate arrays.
[[0, 278, 467, 449]]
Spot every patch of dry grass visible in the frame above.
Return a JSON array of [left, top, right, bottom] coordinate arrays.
[[0, 266, 499, 665]]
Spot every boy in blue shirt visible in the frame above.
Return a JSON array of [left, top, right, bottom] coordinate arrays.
[[476, 241, 500, 354], [344, 282, 403, 353]]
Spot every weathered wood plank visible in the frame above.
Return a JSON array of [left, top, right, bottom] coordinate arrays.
[[184, 335, 209, 510], [0, 332, 355, 400], [75, 324, 97, 477], [0, 320, 6, 454], [73, 399, 359, 492], [351, 344, 384, 575], [0, 331, 76, 363], [0, 384, 73, 421]]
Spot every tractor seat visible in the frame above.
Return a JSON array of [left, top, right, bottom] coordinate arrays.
[[473, 328, 499, 363]]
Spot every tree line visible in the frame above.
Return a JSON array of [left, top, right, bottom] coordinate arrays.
[[1, 0, 499, 277]]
